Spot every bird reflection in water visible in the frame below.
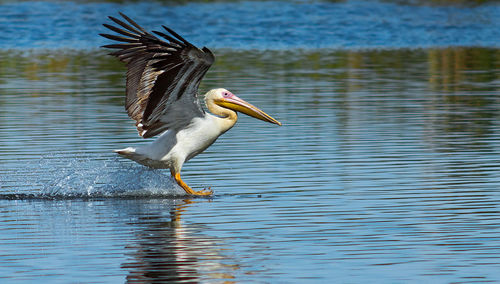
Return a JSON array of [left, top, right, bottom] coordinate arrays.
[[122, 199, 238, 283]]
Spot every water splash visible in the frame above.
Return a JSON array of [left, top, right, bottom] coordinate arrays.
[[1, 153, 186, 199]]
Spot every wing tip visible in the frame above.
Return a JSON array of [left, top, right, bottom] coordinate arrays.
[[202, 46, 215, 63]]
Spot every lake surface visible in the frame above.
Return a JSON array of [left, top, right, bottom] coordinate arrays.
[[1, 0, 500, 283]]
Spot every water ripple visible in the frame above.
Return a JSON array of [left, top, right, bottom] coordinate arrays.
[[0, 1, 498, 50], [1, 45, 500, 281]]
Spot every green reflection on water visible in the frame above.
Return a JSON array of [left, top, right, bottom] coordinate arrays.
[[0, 47, 498, 153], [1, 48, 497, 93]]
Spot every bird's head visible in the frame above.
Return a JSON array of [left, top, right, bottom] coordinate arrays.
[[206, 88, 281, 126]]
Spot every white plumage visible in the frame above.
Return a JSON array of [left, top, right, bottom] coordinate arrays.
[[102, 15, 280, 195], [115, 89, 237, 170]]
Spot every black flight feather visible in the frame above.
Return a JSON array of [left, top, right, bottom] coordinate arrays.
[[100, 13, 215, 138]]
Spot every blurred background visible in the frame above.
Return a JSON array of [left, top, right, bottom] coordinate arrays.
[[0, 0, 499, 283]]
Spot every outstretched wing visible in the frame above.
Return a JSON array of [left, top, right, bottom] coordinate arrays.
[[100, 13, 215, 138]]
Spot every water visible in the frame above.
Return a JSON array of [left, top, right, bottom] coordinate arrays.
[[1, 0, 500, 283], [0, 0, 499, 49]]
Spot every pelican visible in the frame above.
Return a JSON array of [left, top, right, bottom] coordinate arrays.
[[100, 13, 281, 196]]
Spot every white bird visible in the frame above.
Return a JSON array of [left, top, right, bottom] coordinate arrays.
[[100, 13, 281, 196]]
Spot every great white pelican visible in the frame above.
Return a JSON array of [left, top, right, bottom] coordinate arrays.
[[100, 13, 281, 196]]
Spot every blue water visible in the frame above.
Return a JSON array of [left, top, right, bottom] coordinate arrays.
[[1, 0, 500, 283], [0, 0, 499, 50]]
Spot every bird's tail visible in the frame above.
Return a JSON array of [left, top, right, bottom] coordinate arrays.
[[114, 147, 136, 157], [114, 147, 164, 169], [114, 147, 147, 165]]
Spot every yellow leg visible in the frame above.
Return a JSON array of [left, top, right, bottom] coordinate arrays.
[[173, 172, 213, 196]]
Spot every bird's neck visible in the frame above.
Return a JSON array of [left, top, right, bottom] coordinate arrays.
[[205, 99, 238, 134], [212, 113, 237, 135]]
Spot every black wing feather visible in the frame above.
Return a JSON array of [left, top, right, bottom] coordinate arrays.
[[100, 13, 215, 138], [108, 15, 143, 35], [154, 29, 185, 47], [102, 43, 141, 49], [119, 12, 148, 33], [99, 33, 137, 43], [162, 26, 191, 46], [103, 23, 140, 38]]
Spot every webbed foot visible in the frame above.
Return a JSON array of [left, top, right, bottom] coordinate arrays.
[[173, 172, 213, 196], [193, 188, 213, 196]]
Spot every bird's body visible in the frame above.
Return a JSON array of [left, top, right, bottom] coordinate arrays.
[[101, 14, 280, 196], [114, 116, 222, 170], [115, 91, 237, 171]]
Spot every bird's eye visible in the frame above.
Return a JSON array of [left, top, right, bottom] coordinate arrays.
[[223, 92, 230, 98]]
